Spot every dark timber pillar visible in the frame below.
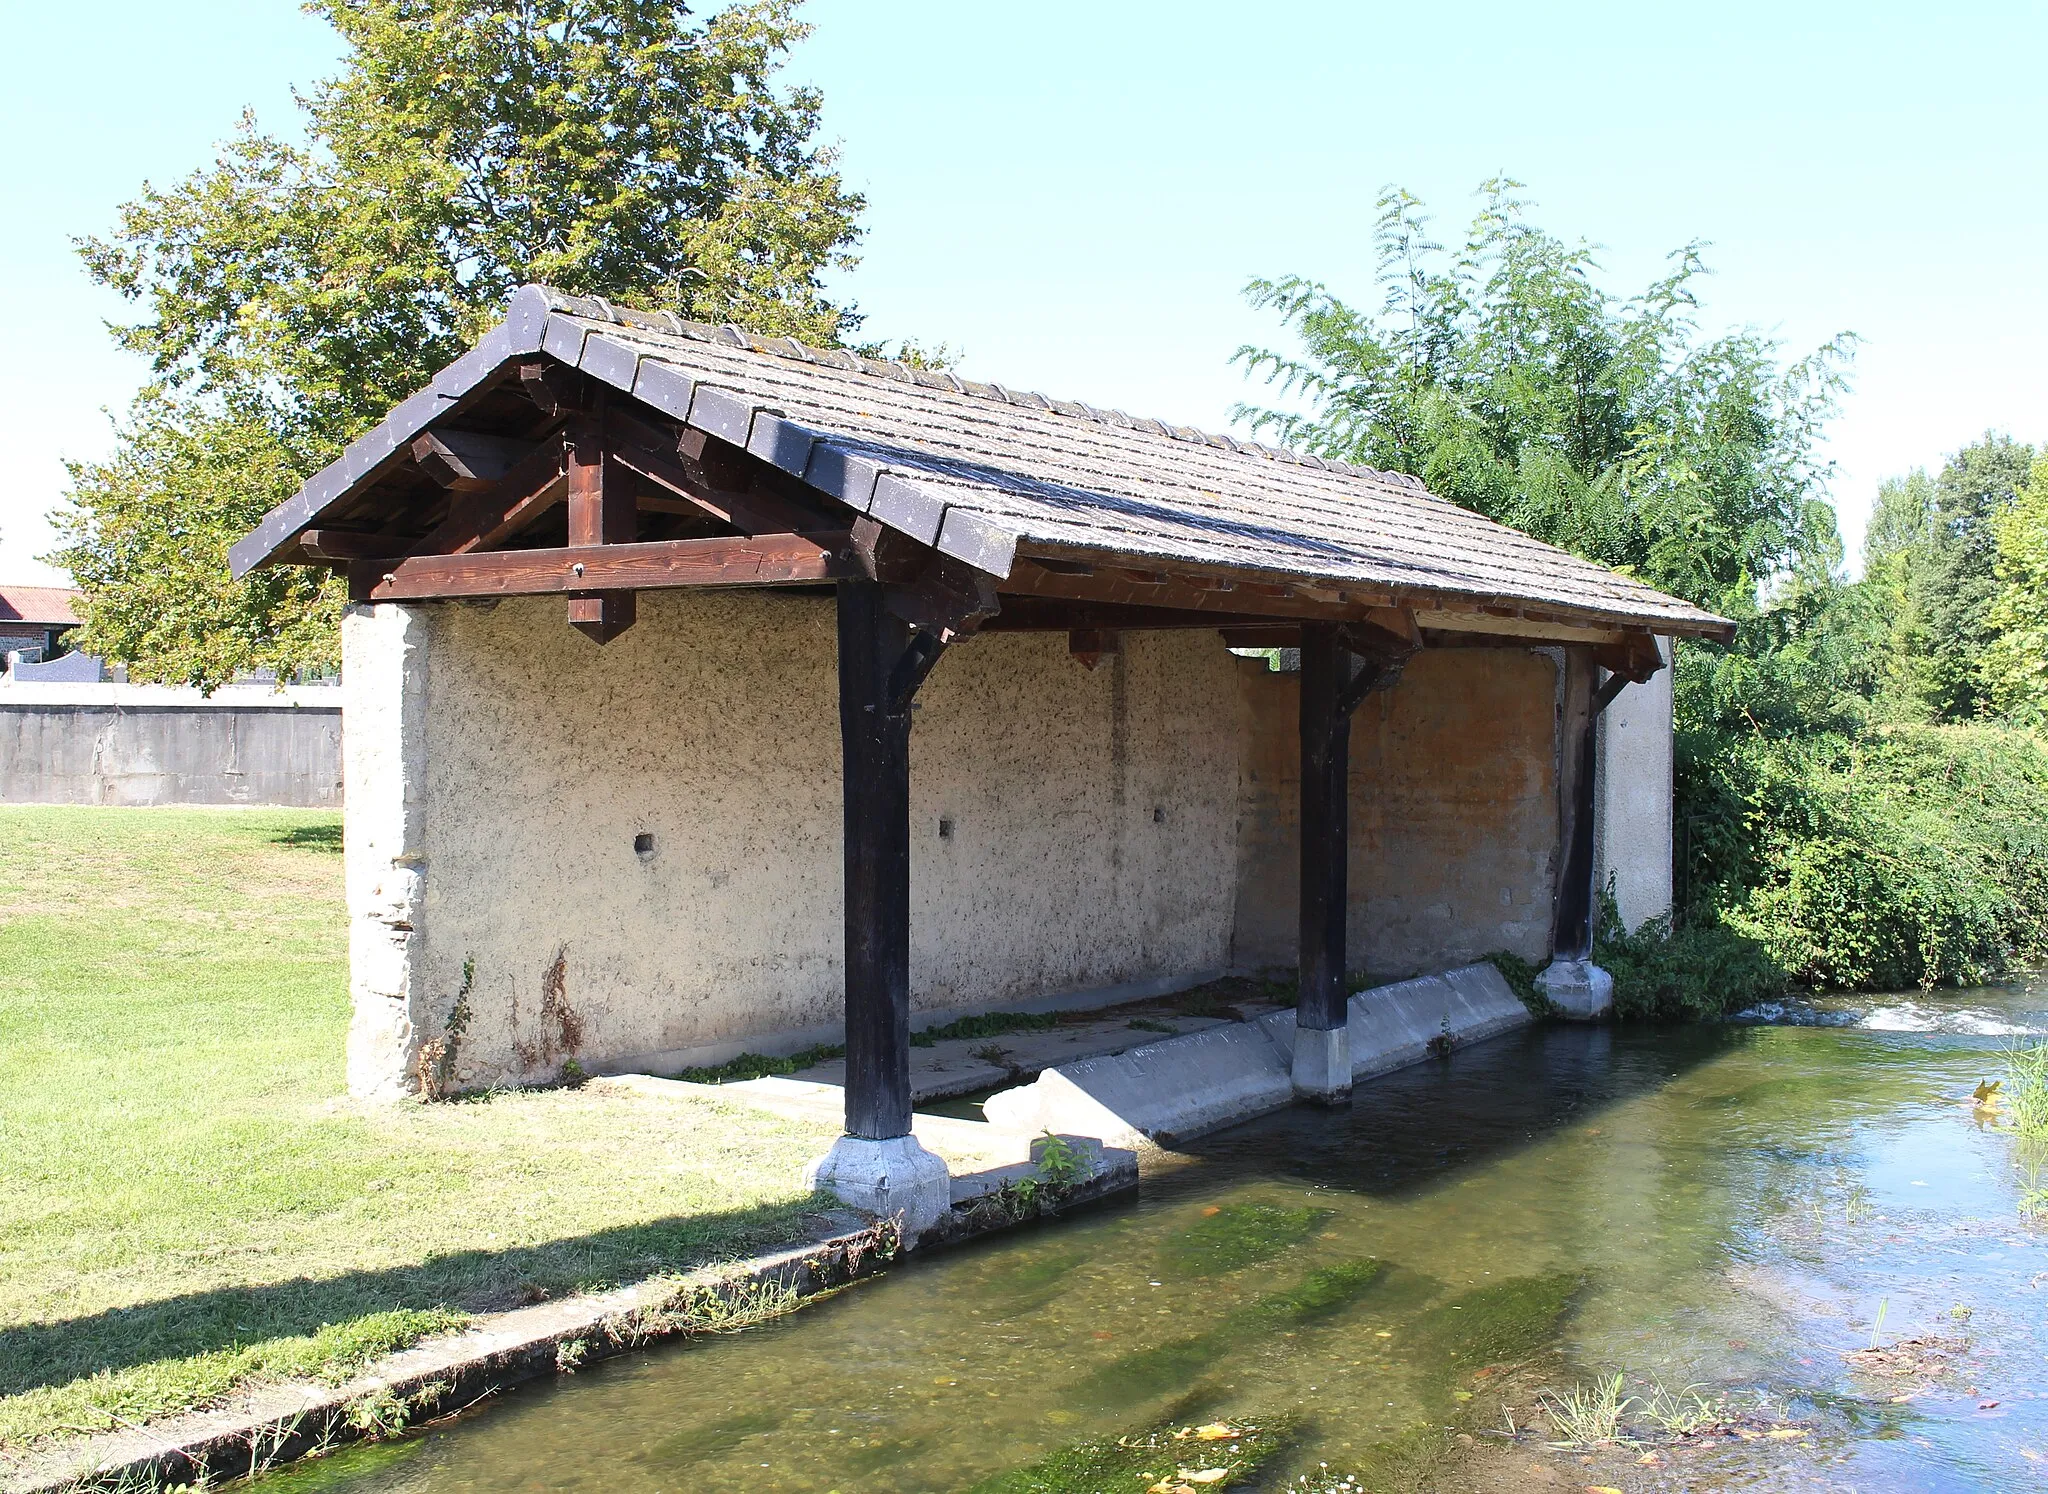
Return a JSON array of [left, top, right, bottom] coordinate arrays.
[[563, 400, 637, 644], [1537, 646, 1626, 1019], [836, 577, 915, 1141], [803, 578, 952, 1237], [1294, 621, 1354, 1102], [1553, 652, 1600, 962]]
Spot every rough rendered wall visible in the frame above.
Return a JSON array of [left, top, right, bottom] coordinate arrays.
[[1229, 649, 1560, 980], [348, 593, 1242, 1095], [1593, 635, 1676, 932]]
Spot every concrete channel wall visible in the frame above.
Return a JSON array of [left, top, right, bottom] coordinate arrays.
[[0, 683, 343, 807], [982, 962, 1532, 1147]]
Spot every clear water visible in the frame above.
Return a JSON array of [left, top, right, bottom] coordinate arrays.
[[261, 976, 2048, 1492]]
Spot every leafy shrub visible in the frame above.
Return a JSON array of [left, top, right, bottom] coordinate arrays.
[[1678, 706, 2048, 991], [1595, 907, 1785, 1020]]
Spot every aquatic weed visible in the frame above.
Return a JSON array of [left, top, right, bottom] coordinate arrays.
[[1413, 1271, 1584, 1378], [1538, 1371, 1636, 1447], [1638, 1382, 1728, 1437], [1074, 1260, 1386, 1408], [2004, 1038, 2048, 1136], [960, 1413, 1298, 1492], [1157, 1200, 1332, 1277]]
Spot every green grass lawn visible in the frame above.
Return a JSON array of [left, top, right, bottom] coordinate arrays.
[[0, 806, 837, 1452]]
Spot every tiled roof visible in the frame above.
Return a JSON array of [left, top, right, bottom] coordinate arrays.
[[0, 585, 81, 627], [233, 286, 1733, 639]]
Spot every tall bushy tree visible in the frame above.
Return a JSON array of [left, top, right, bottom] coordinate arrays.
[[52, 0, 863, 688], [1861, 434, 2037, 721], [1234, 181, 1852, 620], [1985, 456, 2048, 725]]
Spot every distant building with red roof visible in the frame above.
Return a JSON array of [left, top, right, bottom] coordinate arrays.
[[0, 585, 83, 661]]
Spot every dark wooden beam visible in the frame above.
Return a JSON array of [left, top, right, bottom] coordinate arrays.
[[518, 361, 581, 417], [411, 436, 570, 557], [1593, 630, 1665, 684], [845, 515, 931, 584], [351, 533, 852, 602], [566, 408, 637, 643], [609, 423, 830, 536], [410, 430, 529, 491], [299, 530, 399, 563], [838, 578, 916, 1141], [1068, 629, 1119, 669], [1297, 620, 1353, 1097], [1217, 624, 1301, 648], [986, 598, 1289, 633], [1002, 558, 1384, 623], [1552, 648, 1599, 961]]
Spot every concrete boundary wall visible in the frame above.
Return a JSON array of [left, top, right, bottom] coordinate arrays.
[[0, 684, 342, 807]]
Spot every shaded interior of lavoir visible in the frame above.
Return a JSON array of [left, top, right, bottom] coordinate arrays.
[[257, 976, 2048, 1493]]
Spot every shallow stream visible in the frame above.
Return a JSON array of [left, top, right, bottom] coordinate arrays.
[[265, 977, 2048, 1492]]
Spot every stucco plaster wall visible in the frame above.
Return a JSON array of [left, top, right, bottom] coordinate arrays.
[[1593, 636, 1676, 932], [347, 593, 1242, 1095], [1228, 649, 1562, 980]]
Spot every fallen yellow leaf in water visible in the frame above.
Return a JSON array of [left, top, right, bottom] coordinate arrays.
[[1183, 1471, 1231, 1485], [1191, 1424, 1241, 1440], [1767, 1427, 1808, 1439], [1586, 1486, 1625, 1493], [1635, 1452, 1662, 1465]]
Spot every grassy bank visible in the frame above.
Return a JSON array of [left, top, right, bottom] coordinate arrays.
[[0, 806, 837, 1453]]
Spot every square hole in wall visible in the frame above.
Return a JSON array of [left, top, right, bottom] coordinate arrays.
[[938, 816, 954, 840], [634, 832, 655, 858]]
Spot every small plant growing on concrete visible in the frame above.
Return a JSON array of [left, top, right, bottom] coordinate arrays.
[[1034, 1132, 1088, 1191], [343, 1380, 444, 1441]]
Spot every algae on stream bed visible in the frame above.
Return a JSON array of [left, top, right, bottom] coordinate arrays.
[[250, 976, 2048, 1493]]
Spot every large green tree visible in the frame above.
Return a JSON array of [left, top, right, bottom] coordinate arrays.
[[1984, 456, 2048, 725], [1862, 434, 2037, 721], [1233, 181, 1852, 620], [52, 0, 863, 688]]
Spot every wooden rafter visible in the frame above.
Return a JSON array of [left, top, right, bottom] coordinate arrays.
[[410, 436, 570, 557], [1000, 557, 1409, 627]]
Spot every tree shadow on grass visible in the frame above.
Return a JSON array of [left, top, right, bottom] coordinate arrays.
[[0, 1196, 839, 1402], [270, 822, 343, 853]]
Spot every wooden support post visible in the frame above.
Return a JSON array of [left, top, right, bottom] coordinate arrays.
[[1552, 648, 1600, 962], [1295, 621, 1354, 1102], [837, 578, 916, 1141], [565, 407, 636, 644]]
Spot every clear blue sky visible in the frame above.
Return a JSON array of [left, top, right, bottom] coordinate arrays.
[[3, 0, 2042, 587]]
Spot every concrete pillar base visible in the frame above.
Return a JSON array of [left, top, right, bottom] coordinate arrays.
[[803, 1134, 953, 1241], [1291, 1024, 1352, 1104], [1536, 959, 1615, 1020]]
